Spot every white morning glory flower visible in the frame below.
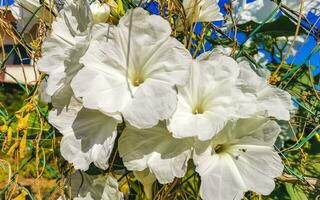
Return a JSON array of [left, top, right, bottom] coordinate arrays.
[[212, 46, 292, 120], [183, 0, 223, 23], [233, 0, 278, 24], [215, 45, 292, 118], [49, 98, 118, 170], [168, 52, 255, 141], [90, 1, 110, 24], [37, 0, 93, 105], [212, 45, 270, 73], [193, 117, 284, 200], [38, 79, 52, 104], [61, 171, 123, 200], [282, 0, 320, 16], [254, 51, 269, 67], [71, 8, 192, 128], [275, 35, 306, 58], [305, 0, 320, 16], [238, 60, 292, 121], [118, 121, 194, 184], [86, 175, 124, 200], [11, 0, 57, 32]]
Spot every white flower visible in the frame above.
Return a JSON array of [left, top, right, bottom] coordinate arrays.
[[73, 193, 93, 200], [90, 1, 110, 24], [62, 171, 124, 200], [211, 45, 233, 56], [93, 175, 124, 200], [11, 0, 57, 32], [183, 0, 223, 23], [168, 52, 255, 141], [118, 121, 193, 183], [49, 98, 118, 170], [71, 8, 192, 128], [38, 79, 52, 104], [282, 0, 320, 16], [238, 61, 292, 120], [37, 0, 93, 105], [212, 46, 270, 77], [275, 35, 306, 58], [254, 51, 269, 67], [168, 50, 292, 140], [306, 0, 320, 15], [233, 0, 278, 24], [194, 117, 284, 200]]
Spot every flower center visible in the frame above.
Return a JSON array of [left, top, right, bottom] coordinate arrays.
[[192, 107, 204, 114], [192, 102, 205, 115], [132, 78, 144, 87], [214, 144, 225, 154], [130, 72, 145, 87]]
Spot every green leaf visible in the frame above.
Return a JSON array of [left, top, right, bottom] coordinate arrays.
[[284, 183, 308, 200]]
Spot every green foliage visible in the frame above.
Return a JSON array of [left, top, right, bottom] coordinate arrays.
[[285, 183, 308, 200]]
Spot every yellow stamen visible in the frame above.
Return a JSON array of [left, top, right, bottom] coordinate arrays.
[[133, 78, 144, 87], [192, 106, 204, 115]]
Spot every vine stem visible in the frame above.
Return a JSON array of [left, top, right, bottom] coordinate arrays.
[[271, 0, 304, 77]]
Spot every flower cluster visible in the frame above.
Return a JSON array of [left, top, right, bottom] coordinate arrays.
[[38, 0, 295, 199]]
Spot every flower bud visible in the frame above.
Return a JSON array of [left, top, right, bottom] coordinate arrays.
[[134, 169, 156, 200], [90, 1, 110, 24]]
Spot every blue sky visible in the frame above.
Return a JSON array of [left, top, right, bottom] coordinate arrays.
[[0, 0, 14, 6], [145, 0, 320, 76]]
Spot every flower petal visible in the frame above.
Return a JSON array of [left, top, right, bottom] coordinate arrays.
[[234, 0, 278, 24], [213, 117, 282, 147], [118, 122, 193, 183], [282, 0, 320, 15], [195, 150, 246, 200], [198, 0, 223, 22], [99, 176, 124, 200], [64, 171, 123, 200], [49, 99, 118, 170], [70, 24, 129, 118], [123, 80, 177, 128], [183, 0, 223, 23], [238, 61, 292, 120], [38, 79, 52, 104], [71, 66, 129, 121], [12, 0, 57, 32]]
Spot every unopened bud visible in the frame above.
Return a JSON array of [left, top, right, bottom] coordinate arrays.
[[90, 1, 110, 24]]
